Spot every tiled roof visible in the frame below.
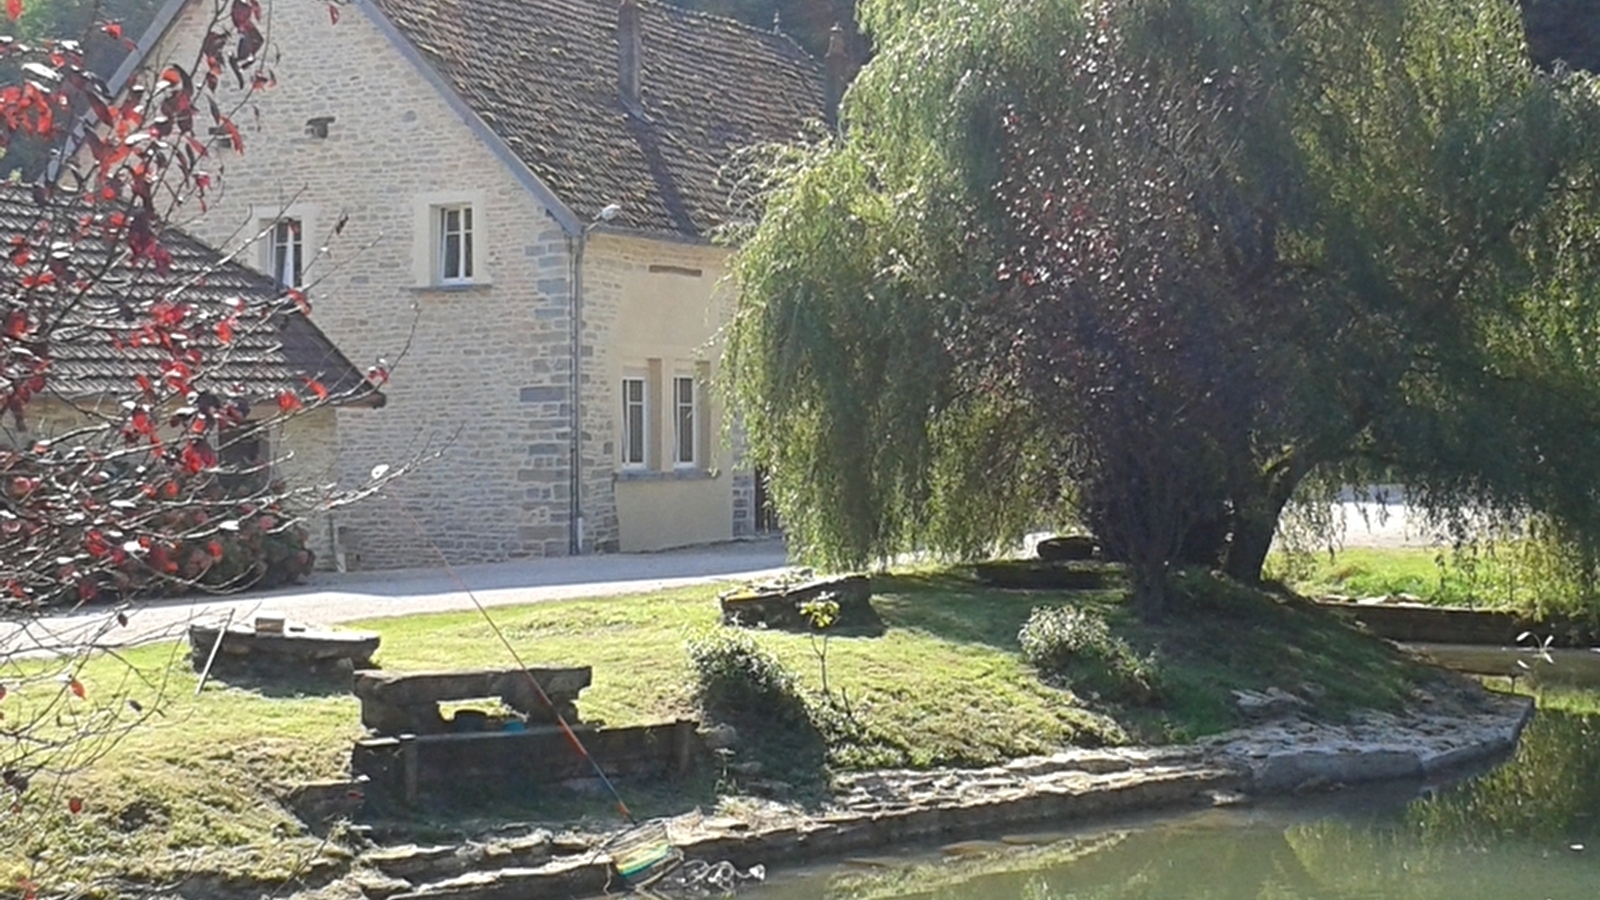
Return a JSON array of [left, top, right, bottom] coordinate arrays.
[[369, 0, 828, 238], [0, 188, 381, 407]]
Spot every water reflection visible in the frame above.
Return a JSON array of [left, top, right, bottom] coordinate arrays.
[[751, 708, 1600, 900]]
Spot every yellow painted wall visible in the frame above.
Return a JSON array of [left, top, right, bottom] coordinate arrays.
[[582, 234, 737, 552], [614, 476, 735, 552]]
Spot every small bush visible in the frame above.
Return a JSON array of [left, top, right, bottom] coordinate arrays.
[[1018, 605, 1161, 704], [685, 630, 809, 725]]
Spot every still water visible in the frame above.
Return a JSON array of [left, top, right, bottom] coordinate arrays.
[[746, 707, 1600, 900]]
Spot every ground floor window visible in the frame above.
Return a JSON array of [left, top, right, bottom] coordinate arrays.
[[673, 376, 696, 466], [621, 376, 646, 467]]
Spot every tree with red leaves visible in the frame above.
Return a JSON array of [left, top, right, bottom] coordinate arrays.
[[0, 0, 403, 879]]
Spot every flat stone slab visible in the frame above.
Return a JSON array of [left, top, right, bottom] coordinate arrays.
[[1202, 690, 1533, 793], [187, 621, 379, 669], [971, 560, 1122, 591], [1317, 599, 1600, 647], [352, 666, 593, 735]]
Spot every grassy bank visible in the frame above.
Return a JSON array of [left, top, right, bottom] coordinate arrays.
[[1, 568, 1438, 896], [1271, 542, 1600, 623]]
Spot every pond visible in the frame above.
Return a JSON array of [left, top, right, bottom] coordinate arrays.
[[742, 704, 1600, 900]]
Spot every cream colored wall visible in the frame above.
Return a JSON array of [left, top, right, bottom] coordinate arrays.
[[579, 234, 737, 553]]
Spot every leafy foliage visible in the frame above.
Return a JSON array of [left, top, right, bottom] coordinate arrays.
[[685, 629, 809, 725], [725, 0, 1600, 614], [0, 2, 405, 890], [1018, 605, 1160, 705]]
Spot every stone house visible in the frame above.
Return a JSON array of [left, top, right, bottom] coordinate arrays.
[[121, 0, 832, 567], [0, 187, 383, 564]]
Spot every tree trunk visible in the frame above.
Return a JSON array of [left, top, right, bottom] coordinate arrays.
[[1222, 512, 1277, 583], [1222, 466, 1308, 583], [1129, 558, 1169, 621]]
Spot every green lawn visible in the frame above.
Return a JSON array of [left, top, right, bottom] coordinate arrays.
[[0, 568, 1436, 896], [1270, 545, 1543, 610]]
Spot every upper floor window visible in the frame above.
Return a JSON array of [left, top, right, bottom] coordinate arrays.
[[438, 204, 474, 284], [673, 376, 696, 466], [270, 219, 303, 288]]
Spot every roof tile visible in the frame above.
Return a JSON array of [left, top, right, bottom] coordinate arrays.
[[369, 0, 828, 237], [0, 187, 380, 407]]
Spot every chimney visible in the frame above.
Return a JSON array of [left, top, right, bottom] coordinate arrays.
[[618, 0, 643, 113], [824, 24, 850, 126]]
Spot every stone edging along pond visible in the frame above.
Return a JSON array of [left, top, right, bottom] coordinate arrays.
[[344, 689, 1533, 900]]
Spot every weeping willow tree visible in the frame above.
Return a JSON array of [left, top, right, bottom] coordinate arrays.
[[724, 0, 1600, 615]]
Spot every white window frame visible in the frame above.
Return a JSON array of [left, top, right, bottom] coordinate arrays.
[[437, 204, 474, 285], [410, 192, 490, 288], [621, 376, 647, 468], [673, 375, 696, 467], [269, 218, 303, 288], [250, 203, 317, 288]]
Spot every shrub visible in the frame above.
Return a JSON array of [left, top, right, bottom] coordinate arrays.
[[685, 630, 809, 725], [1018, 605, 1161, 704]]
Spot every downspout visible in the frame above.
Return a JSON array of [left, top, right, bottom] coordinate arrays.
[[568, 233, 585, 555]]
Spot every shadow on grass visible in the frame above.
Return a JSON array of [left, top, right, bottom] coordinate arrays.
[[873, 567, 1426, 743], [203, 663, 356, 698], [870, 570, 1124, 651]]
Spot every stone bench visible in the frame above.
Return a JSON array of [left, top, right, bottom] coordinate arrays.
[[352, 666, 592, 736]]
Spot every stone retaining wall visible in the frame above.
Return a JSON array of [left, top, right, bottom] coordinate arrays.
[[338, 689, 1534, 900]]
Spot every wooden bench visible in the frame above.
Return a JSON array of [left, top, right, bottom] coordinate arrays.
[[352, 666, 592, 736]]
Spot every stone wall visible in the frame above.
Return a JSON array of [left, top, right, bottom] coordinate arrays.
[[144, 3, 759, 565], [148, 0, 580, 568], [4, 399, 342, 566]]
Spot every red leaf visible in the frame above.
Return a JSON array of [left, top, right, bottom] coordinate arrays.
[[215, 319, 233, 344], [304, 378, 327, 401], [286, 288, 310, 314], [67, 796, 83, 814], [276, 391, 302, 413], [327, 3, 339, 24], [101, 21, 121, 39], [68, 677, 85, 699], [5, 0, 21, 23], [180, 440, 216, 474]]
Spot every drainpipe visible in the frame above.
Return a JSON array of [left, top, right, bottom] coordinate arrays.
[[568, 235, 585, 556], [568, 204, 622, 556]]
